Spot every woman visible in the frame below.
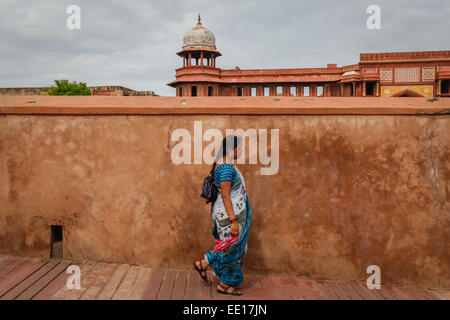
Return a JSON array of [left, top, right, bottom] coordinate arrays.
[[194, 135, 252, 296]]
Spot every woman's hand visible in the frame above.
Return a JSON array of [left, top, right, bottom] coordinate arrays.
[[230, 221, 239, 237]]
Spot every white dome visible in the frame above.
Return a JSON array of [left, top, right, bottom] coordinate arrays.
[[342, 71, 359, 76], [182, 16, 216, 50]]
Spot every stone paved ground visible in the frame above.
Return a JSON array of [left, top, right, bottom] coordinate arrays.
[[0, 255, 448, 300]]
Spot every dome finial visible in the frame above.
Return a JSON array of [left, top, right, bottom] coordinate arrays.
[[182, 14, 217, 50]]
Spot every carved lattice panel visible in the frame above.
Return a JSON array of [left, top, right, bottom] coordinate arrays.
[[380, 68, 393, 82], [422, 67, 435, 81], [395, 68, 420, 82]]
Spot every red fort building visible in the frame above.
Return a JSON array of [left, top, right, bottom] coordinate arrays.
[[168, 16, 450, 99]]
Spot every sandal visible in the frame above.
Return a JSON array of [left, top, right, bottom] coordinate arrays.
[[217, 282, 243, 296], [193, 261, 209, 283]]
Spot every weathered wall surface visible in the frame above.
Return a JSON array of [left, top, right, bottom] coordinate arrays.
[[0, 97, 449, 289], [0, 88, 47, 95]]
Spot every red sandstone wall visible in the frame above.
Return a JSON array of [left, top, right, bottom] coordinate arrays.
[[0, 97, 449, 289], [0, 88, 47, 95]]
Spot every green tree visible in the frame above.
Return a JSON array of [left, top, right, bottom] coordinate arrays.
[[44, 80, 91, 95]]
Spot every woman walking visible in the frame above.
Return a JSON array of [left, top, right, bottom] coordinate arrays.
[[194, 135, 252, 296]]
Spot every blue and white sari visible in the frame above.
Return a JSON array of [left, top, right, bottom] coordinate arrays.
[[205, 163, 252, 286]]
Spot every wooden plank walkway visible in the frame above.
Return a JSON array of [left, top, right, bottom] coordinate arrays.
[[0, 255, 447, 300]]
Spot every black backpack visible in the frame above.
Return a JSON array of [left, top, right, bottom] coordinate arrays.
[[200, 162, 218, 204]]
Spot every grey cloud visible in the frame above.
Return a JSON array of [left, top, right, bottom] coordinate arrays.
[[0, 0, 449, 96]]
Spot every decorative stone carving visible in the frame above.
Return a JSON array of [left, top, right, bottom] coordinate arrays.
[[422, 67, 435, 81], [380, 68, 393, 81], [395, 68, 420, 82]]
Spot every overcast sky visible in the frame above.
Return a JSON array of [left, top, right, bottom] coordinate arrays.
[[1, 0, 449, 96]]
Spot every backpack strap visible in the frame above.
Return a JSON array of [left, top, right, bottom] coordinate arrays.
[[209, 162, 217, 175]]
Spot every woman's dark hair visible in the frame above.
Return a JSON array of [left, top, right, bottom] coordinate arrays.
[[210, 135, 241, 174]]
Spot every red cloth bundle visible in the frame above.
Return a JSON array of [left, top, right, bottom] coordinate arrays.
[[211, 234, 238, 252]]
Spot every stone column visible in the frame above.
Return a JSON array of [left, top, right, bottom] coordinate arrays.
[[376, 82, 380, 96], [340, 83, 344, 97], [188, 53, 192, 66], [200, 51, 204, 66], [352, 82, 356, 96], [363, 81, 366, 96]]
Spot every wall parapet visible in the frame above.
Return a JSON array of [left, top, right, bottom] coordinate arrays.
[[1, 101, 449, 288], [0, 96, 449, 115]]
